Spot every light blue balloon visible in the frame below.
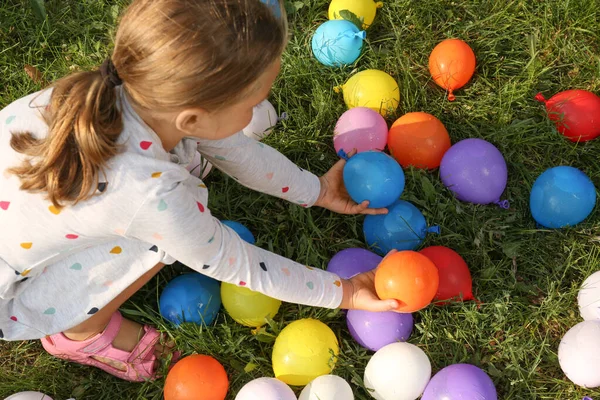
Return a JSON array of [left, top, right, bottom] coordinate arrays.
[[159, 273, 221, 326], [343, 151, 405, 208], [222, 220, 256, 245], [363, 200, 440, 255], [530, 166, 596, 228], [311, 20, 366, 67]]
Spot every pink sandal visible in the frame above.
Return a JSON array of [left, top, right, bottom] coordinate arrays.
[[41, 311, 179, 382]]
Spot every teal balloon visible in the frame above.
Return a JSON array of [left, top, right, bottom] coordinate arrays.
[[363, 200, 440, 255], [311, 20, 366, 67], [530, 166, 596, 228]]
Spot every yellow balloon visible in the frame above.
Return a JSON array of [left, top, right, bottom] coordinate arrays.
[[221, 283, 281, 328], [328, 0, 383, 28], [334, 69, 399, 117], [272, 319, 339, 386]]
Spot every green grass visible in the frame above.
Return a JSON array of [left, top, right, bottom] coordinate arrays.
[[1, 0, 600, 398]]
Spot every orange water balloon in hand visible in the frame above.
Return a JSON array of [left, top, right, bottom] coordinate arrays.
[[428, 39, 476, 101], [375, 251, 439, 312], [388, 112, 451, 169]]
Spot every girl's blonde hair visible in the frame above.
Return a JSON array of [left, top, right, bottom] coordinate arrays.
[[9, 0, 287, 207]]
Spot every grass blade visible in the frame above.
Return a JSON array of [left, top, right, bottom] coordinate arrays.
[[29, 0, 46, 21]]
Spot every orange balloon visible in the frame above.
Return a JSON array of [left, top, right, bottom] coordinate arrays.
[[388, 112, 451, 169], [374, 251, 439, 312], [164, 355, 229, 400], [428, 39, 476, 101]]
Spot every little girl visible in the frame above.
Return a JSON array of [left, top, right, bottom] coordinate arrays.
[[0, 0, 397, 382]]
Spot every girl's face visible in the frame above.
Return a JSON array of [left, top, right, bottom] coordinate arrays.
[[194, 58, 281, 140], [136, 58, 281, 150], [219, 58, 280, 138]]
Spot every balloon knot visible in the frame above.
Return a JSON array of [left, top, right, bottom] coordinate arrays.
[[333, 85, 343, 94], [337, 149, 350, 160], [447, 90, 456, 102], [495, 200, 510, 209], [375, 1, 383, 8], [474, 297, 482, 309], [534, 92, 547, 103], [462, 293, 474, 301], [426, 225, 441, 235], [356, 30, 367, 40], [278, 112, 289, 122]]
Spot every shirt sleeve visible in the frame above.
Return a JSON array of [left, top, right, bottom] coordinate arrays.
[[124, 168, 343, 309], [196, 132, 321, 207]]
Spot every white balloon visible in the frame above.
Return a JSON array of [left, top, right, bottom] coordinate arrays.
[[299, 375, 354, 400], [242, 100, 279, 141], [578, 271, 600, 321], [4, 392, 53, 400], [185, 151, 213, 179], [558, 320, 600, 388], [235, 377, 296, 400], [364, 342, 431, 400]]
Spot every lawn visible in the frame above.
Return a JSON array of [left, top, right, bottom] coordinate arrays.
[[1, 0, 600, 399]]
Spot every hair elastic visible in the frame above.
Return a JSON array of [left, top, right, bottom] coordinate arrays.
[[99, 58, 123, 88]]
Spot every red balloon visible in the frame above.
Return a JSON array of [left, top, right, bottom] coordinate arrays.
[[419, 246, 474, 304], [535, 90, 600, 142]]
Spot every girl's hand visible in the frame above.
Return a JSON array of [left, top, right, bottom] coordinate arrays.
[[314, 150, 388, 216], [339, 250, 399, 312]]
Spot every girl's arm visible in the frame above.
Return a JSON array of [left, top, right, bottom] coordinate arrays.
[[124, 167, 342, 308], [196, 133, 320, 208]]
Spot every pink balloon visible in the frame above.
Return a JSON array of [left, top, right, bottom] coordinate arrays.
[[333, 107, 388, 155]]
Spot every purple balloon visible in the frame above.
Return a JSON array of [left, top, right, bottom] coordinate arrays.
[[347, 310, 413, 351], [440, 139, 509, 208], [327, 248, 382, 279], [422, 364, 497, 400]]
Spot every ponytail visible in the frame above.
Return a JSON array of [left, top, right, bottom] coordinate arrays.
[[8, 68, 123, 208]]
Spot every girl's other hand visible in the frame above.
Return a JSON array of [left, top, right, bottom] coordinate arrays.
[[339, 250, 399, 312], [314, 149, 388, 216], [339, 271, 398, 312]]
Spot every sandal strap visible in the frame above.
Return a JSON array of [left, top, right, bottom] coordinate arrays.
[[80, 311, 123, 355], [42, 311, 173, 382], [127, 325, 160, 364]]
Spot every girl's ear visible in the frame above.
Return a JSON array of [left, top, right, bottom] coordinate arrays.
[[175, 108, 212, 137]]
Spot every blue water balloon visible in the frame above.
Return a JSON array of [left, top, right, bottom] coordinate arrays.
[[260, 0, 282, 19], [530, 166, 596, 228], [363, 200, 440, 255], [222, 220, 256, 245], [343, 150, 405, 208], [311, 20, 366, 67], [159, 273, 221, 326]]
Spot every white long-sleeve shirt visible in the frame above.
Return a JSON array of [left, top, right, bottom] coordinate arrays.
[[0, 88, 342, 340]]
